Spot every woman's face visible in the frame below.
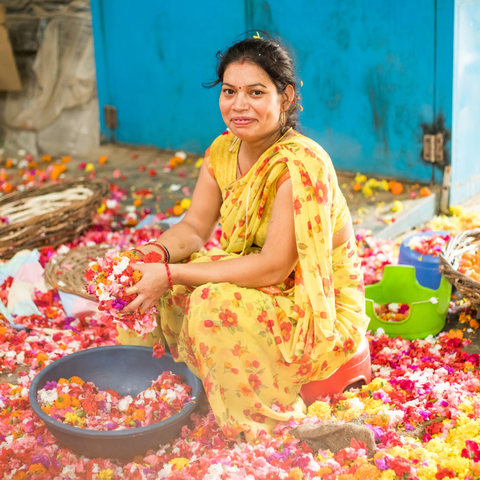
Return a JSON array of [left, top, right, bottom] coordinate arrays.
[[219, 61, 286, 144]]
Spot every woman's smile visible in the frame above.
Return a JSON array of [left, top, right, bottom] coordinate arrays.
[[231, 116, 255, 126]]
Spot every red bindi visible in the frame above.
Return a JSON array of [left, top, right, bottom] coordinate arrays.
[[239, 86, 241, 89]]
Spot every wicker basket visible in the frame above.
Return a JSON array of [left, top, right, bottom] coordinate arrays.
[[0, 178, 110, 260], [44, 245, 113, 300], [439, 228, 480, 308]]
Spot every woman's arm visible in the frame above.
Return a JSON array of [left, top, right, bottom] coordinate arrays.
[[173, 178, 298, 287], [123, 179, 297, 313], [136, 160, 223, 263]]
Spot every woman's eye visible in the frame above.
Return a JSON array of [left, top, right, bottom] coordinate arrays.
[[251, 90, 263, 96], [222, 88, 234, 95]]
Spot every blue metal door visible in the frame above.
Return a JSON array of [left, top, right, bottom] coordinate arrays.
[[91, 0, 454, 183]]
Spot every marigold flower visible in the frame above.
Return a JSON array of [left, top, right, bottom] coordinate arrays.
[[58, 378, 70, 385], [69, 376, 85, 385], [28, 464, 47, 475], [169, 457, 189, 470], [98, 469, 115, 480], [132, 409, 145, 421], [54, 394, 71, 408]]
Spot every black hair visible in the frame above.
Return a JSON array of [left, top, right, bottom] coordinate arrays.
[[204, 36, 301, 135]]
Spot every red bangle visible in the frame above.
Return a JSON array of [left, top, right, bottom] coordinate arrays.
[[148, 241, 169, 263], [130, 248, 144, 259], [164, 262, 173, 291]]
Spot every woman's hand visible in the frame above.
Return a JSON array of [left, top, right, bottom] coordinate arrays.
[[122, 263, 169, 313]]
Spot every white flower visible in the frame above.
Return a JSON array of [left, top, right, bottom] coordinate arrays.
[[388, 303, 400, 313], [113, 257, 130, 275], [375, 327, 386, 336], [57, 245, 70, 254], [106, 199, 117, 209], [175, 151, 187, 160], [38, 388, 58, 404], [118, 396, 133, 412], [347, 398, 365, 410], [429, 297, 439, 304]]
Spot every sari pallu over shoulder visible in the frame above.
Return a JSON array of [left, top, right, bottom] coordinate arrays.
[[208, 133, 359, 367]]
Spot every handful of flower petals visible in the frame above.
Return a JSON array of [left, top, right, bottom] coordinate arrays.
[[37, 372, 192, 430], [85, 249, 163, 337]]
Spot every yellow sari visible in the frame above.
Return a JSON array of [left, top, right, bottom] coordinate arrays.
[[118, 131, 369, 439]]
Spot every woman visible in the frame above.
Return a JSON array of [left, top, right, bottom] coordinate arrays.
[[121, 37, 369, 440]]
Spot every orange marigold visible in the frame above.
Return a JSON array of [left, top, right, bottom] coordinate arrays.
[[13, 471, 28, 480], [54, 394, 71, 408], [132, 409, 145, 421], [69, 376, 85, 385], [120, 251, 137, 260], [132, 271, 143, 283], [36, 353, 48, 363], [58, 378, 69, 385], [28, 464, 47, 475]]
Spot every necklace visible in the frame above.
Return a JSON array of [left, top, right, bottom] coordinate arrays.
[[236, 128, 293, 179]]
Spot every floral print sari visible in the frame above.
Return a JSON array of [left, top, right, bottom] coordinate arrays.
[[118, 131, 369, 439]]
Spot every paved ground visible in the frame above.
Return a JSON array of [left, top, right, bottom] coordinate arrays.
[[68, 142, 441, 237]]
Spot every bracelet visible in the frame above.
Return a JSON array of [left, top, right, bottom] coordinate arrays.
[[130, 248, 144, 259], [148, 241, 170, 263], [164, 262, 173, 291]]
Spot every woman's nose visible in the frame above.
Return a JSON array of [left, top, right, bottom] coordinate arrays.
[[232, 92, 248, 111]]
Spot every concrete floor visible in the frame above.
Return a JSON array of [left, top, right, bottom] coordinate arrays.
[[70, 142, 441, 239]]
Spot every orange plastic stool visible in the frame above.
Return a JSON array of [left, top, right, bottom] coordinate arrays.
[[300, 336, 372, 406]]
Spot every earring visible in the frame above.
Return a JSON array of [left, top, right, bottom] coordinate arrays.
[[280, 111, 286, 126]]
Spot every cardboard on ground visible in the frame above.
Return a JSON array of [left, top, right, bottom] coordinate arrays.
[[0, 5, 21, 91]]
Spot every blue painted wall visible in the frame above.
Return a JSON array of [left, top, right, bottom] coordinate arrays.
[[451, 0, 480, 205], [91, 0, 455, 183]]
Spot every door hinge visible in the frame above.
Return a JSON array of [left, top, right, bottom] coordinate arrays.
[[104, 105, 118, 143], [423, 133, 444, 164]]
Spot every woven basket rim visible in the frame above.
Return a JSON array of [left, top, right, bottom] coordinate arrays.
[[44, 245, 114, 300], [0, 178, 110, 234], [440, 228, 480, 307]]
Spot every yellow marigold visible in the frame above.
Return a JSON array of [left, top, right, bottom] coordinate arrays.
[[287, 467, 304, 480], [98, 469, 115, 480], [366, 377, 394, 393], [307, 401, 332, 420], [54, 394, 71, 408], [58, 378, 69, 385], [169, 457, 189, 470], [132, 270, 143, 283], [28, 464, 47, 475], [69, 376, 85, 385], [64, 412, 85, 427], [379, 471, 396, 480]]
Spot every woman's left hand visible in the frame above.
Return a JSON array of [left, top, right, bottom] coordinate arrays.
[[121, 263, 169, 313]]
